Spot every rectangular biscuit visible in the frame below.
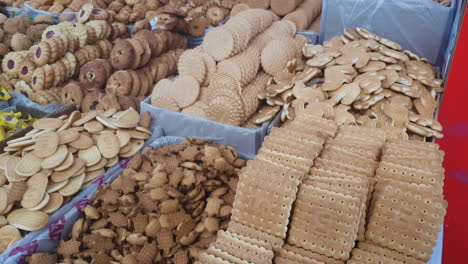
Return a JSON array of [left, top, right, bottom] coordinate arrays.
[[232, 168, 300, 239], [314, 158, 372, 178], [366, 180, 446, 261], [288, 185, 361, 260], [347, 248, 403, 264], [357, 242, 425, 264], [214, 230, 274, 264], [227, 221, 284, 250], [375, 161, 444, 194], [283, 244, 345, 264], [277, 247, 325, 264], [269, 127, 326, 147]]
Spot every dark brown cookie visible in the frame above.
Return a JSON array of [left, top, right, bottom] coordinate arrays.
[[136, 37, 152, 67], [61, 82, 84, 108], [136, 69, 149, 97], [81, 90, 105, 112], [128, 70, 141, 97], [110, 39, 135, 70], [101, 93, 122, 111], [79, 59, 108, 91], [134, 30, 158, 57], [106, 70, 133, 96], [117, 95, 138, 111], [127, 38, 144, 69]]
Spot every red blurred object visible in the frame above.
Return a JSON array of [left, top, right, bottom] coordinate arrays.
[[437, 5, 468, 263]]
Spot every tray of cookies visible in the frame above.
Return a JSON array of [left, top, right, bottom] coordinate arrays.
[[0, 108, 159, 259], [13, 135, 246, 263]]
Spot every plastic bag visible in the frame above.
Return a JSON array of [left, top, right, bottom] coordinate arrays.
[[23, 2, 77, 23], [320, 0, 456, 67]]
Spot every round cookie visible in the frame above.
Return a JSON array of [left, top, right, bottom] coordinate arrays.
[[177, 49, 206, 85], [106, 70, 133, 96], [128, 70, 141, 97], [127, 38, 144, 69], [101, 93, 122, 111], [61, 82, 84, 107], [82, 90, 105, 112], [169, 75, 200, 108], [79, 59, 108, 91], [117, 95, 138, 110], [133, 30, 158, 57], [110, 39, 135, 70]]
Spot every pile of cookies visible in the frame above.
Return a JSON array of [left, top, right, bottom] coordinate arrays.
[[57, 29, 186, 112], [27, 0, 90, 13], [151, 9, 307, 128], [33, 138, 245, 263], [0, 14, 54, 64], [1, 17, 130, 105], [260, 27, 444, 139], [0, 108, 152, 254], [195, 116, 446, 263]]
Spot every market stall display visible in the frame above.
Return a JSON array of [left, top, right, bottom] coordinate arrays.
[[0, 0, 459, 262], [0, 108, 152, 254], [33, 138, 245, 263]]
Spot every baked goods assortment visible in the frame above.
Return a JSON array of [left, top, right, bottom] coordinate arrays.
[[30, 138, 245, 263], [195, 117, 446, 264], [151, 9, 306, 128], [259, 27, 444, 140], [0, 108, 152, 254]]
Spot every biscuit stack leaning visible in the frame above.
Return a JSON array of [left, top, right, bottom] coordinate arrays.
[[0, 108, 152, 254]]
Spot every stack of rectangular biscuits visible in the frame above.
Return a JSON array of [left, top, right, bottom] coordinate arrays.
[[193, 116, 446, 264], [197, 116, 335, 263], [283, 124, 385, 262], [358, 139, 447, 263]]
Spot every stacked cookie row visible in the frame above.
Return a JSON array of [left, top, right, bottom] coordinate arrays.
[[231, 0, 322, 32], [261, 27, 444, 140], [1, 18, 129, 105], [27, 0, 90, 13], [151, 9, 306, 128], [0, 108, 152, 254], [57, 29, 186, 112], [31, 138, 245, 263]]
